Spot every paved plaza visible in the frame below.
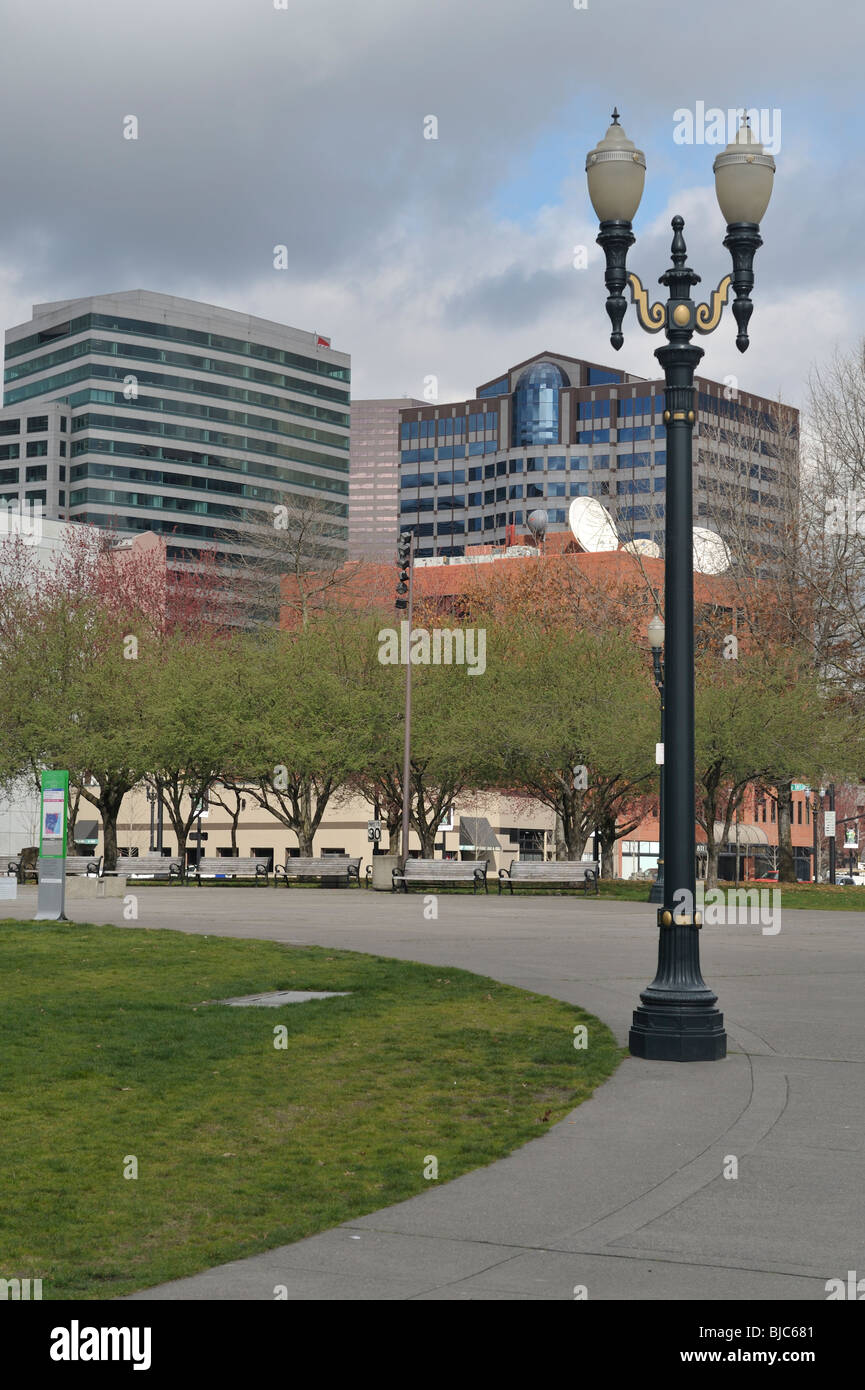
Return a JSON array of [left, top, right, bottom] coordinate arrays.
[[6, 886, 864, 1300]]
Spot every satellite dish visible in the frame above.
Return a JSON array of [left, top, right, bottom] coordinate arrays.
[[621, 538, 661, 558], [526, 509, 548, 544], [693, 526, 731, 574], [569, 496, 619, 553]]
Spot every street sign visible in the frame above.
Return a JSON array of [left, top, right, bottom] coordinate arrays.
[[655, 742, 664, 765], [189, 831, 209, 842], [367, 820, 382, 843], [792, 783, 810, 792], [825, 811, 836, 837]]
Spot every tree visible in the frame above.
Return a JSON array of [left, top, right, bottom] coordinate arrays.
[[234, 615, 386, 855], [145, 632, 248, 865], [219, 490, 366, 628], [477, 619, 655, 861], [694, 645, 851, 887]]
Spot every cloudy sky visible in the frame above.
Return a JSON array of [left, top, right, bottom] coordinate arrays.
[[0, 0, 859, 413]]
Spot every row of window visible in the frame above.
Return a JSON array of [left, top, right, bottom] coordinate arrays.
[[401, 449, 666, 486], [6, 312, 350, 383], [400, 414, 498, 441], [0, 413, 63, 435], [69, 439, 341, 494], [7, 367, 349, 452], [5, 339, 351, 420], [70, 412, 349, 481], [407, 508, 571, 538]]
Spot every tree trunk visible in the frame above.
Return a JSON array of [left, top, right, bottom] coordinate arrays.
[[296, 824, 315, 856], [776, 781, 795, 882], [66, 784, 82, 855], [554, 810, 567, 860], [704, 836, 720, 890], [100, 802, 120, 871]]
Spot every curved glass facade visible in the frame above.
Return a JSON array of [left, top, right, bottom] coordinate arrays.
[[511, 362, 567, 446]]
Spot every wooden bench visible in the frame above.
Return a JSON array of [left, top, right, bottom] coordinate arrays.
[[392, 859, 488, 893], [123, 855, 184, 882], [498, 860, 600, 894], [193, 856, 270, 886], [274, 856, 362, 888]]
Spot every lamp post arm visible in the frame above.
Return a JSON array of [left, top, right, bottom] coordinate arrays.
[[694, 275, 732, 335], [628, 272, 665, 333]]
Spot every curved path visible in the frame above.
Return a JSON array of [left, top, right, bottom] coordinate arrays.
[[9, 887, 863, 1300]]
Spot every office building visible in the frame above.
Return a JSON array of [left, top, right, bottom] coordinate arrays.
[[2, 291, 351, 564], [396, 351, 797, 558], [349, 397, 423, 559]]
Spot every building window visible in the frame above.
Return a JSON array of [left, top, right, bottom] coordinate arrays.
[[517, 829, 545, 861], [26, 416, 49, 433], [511, 362, 566, 446]]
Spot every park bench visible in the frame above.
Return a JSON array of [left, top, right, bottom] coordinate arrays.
[[193, 856, 270, 886], [498, 859, 600, 895], [0, 855, 25, 882], [274, 856, 362, 888], [64, 855, 102, 876], [392, 858, 488, 893], [123, 855, 185, 882]]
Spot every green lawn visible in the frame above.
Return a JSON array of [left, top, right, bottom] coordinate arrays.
[[0, 920, 621, 1300], [595, 879, 865, 911]]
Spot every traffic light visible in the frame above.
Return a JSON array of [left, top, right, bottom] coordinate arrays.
[[396, 531, 412, 609]]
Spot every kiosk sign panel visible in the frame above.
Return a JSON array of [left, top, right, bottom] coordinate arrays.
[[36, 770, 69, 920]]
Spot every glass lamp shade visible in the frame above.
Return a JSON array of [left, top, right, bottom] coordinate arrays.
[[586, 114, 646, 222], [713, 118, 775, 225], [647, 613, 665, 650]]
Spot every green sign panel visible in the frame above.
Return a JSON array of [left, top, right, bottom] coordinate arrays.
[[39, 770, 69, 859]]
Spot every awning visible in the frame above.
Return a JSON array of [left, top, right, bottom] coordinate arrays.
[[712, 822, 769, 847], [458, 817, 501, 852]]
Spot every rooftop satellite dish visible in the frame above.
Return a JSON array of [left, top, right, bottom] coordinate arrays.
[[693, 526, 731, 574], [526, 509, 548, 544], [569, 496, 619, 553], [621, 538, 661, 558]]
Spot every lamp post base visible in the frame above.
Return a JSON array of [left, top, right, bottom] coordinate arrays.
[[648, 874, 664, 904], [629, 1005, 726, 1062]]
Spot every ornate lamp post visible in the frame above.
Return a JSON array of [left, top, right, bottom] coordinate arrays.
[[586, 109, 775, 1061], [647, 612, 665, 905]]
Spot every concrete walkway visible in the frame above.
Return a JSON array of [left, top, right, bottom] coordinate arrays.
[[7, 885, 864, 1299]]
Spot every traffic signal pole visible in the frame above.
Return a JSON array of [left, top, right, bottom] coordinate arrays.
[[396, 532, 415, 869]]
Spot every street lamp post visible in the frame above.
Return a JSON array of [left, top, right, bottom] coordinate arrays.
[[395, 531, 415, 868], [586, 108, 775, 1061], [647, 613, 665, 905]]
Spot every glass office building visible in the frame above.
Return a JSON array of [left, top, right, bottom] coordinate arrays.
[[396, 352, 797, 558], [2, 291, 351, 564]]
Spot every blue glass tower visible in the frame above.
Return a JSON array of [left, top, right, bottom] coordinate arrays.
[[511, 361, 568, 446]]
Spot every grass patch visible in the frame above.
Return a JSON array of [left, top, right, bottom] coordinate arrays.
[[595, 879, 865, 911], [0, 919, 621, 1299]]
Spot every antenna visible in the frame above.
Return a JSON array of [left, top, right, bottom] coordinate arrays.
[[526, 509, 548, 551], [692, 526, 731, 574], [568, 496, 619, 553]]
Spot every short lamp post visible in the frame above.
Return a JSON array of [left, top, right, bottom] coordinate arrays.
[[586, 108, 775, 1061], [647, 612, 665, 905]]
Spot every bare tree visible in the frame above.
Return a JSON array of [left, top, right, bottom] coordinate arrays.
[[217, 490, 366, 627]]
